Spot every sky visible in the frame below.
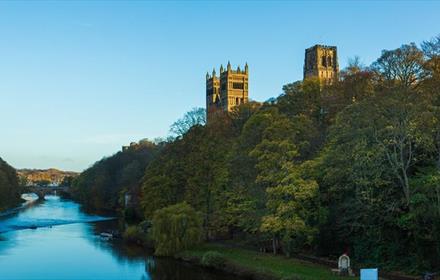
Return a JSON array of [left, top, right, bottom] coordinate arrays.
[[0, 1, 439, 172]]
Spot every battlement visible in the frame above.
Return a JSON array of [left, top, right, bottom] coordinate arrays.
[[306, 44, 337, 51], [304, 44, 339, 84], [206, 62, 248, 80]]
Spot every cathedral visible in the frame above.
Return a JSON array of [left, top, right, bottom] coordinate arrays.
[[205, 45, 339, 122]]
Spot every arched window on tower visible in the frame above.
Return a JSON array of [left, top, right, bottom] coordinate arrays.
[[236, 97, 239, 105], [321, 56, 327, 67], [328, 56, 332, 67]]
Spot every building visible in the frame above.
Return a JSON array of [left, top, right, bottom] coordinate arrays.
[[303, 45, 339, 84], [206, 62, 249, 122], [122, 142, 137, 152]]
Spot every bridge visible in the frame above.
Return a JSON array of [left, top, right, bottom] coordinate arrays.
[[22, 186, 70, 200]]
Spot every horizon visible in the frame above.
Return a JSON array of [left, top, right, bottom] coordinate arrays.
[[1, 1, 440, 172]]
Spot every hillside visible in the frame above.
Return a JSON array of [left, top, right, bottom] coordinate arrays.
[[71, 139, 158, 216], [0, 157, 21, 211], [17, 168, 79, 186]]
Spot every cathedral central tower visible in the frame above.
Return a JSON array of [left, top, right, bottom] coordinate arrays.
[[206, 62, 249, 122]]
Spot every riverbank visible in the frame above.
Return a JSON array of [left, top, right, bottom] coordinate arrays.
[[176, 243, 350, 280], [0, 194, 36, 218], [175, 243, 424, 280]]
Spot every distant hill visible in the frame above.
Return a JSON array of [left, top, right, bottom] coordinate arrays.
[[17, 168, 79, 186]]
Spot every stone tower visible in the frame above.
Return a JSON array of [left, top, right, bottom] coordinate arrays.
[[304, 45, 339, 84], [206, 68, 220, 120], [206, 62, 249, 122]]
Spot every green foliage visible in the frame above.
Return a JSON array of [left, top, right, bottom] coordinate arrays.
[[71, 140, 158, 212], [0, 157, 21, 211], [151, 202, 203, 256], [142, 117, 235, 238], [123, 225, 147, 244], [169, 107, 206, 138], [261, 165, 319, 256], [200, 251, 226, 268], [314, 38, 440, 272]]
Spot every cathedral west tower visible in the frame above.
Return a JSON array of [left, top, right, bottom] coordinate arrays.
[[304, 45, 339, 84]]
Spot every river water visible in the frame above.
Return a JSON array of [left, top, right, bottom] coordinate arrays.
[[0, 195, 240, 280]]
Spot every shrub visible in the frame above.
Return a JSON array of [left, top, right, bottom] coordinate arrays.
[[201, 251, 226, 268], [139, 220, 152, 233], [151, 202, 203, 256], [123, 225, 146, 244]]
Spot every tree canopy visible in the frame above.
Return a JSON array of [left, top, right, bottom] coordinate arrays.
[[151, 202, 203, 256], [71, 139, 158, 217], [0, 157, 21, 211]]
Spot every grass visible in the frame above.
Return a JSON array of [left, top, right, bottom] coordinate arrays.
[[180, 243, 357, 280]]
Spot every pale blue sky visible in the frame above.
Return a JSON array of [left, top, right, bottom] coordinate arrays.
[[1, 1, 439, 171]]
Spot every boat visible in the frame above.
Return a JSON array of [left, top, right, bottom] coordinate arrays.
[[100, 232, 113, 240]]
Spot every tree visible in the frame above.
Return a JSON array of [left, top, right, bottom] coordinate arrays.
[[143, 117, 236, 239], [224, 109, 275, 234], [249, 108, 316, 254], [0, 157, 21, 211], [229, 101, 262, 133], [183, 123, 232, 239], [421, 35, 440, 169], [317, 98, 399, 265], [337, 57, 375, 104], [277, 79, 322, 122], [261, 163, 319, 256], [169, 107, 206, 138], [421, 35, 440, 61], [372, 43, 425, 89], [372, 92, 425, 206], [71, 140, 158, 214], [151, 202, 203, 256]]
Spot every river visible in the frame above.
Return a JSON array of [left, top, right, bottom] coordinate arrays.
[[0, 195, 241, 280]]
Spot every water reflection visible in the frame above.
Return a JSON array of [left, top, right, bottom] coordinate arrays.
[[0, 196, 240, 280]]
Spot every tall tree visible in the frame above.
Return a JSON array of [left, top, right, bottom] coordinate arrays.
[[261, 163, 319, 256], [169, 107, 206, 138], [372, 43, 425, 89]]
